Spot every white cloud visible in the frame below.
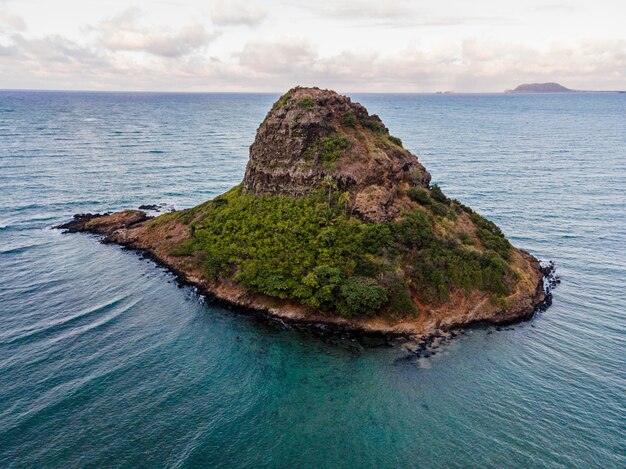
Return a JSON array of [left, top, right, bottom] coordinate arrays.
[[238, 39, 317, 74], [0, 10, 26, 31], [96, 7, 217, 58], [210, 0, 266, 26], [311, 0, 415, 19]]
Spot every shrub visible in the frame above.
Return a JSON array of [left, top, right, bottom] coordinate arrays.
[[337, 278, 389, 317], [360, 117, 386, 133], [391, 211, 435, 248], [169, 239, 196, 257], [388, 135, 403, 147], [407, 187, 431, 205], [430, 184, 450, 205], [411, 246, 510, 302], [342, 111, 357, 127], [271, 90, 293, 111], [468, 211, 511, 259], [319, 133, 352, 163], [459, 231, 474, 245], [382, 274, 417, 316], [297, 97, 314, 110], [431, 202, 448, 217]]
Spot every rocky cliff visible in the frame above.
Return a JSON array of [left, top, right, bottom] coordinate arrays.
[[243, 87, 430, 221]]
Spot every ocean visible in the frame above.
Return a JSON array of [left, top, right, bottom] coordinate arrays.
[[0, 91, 624, 467]]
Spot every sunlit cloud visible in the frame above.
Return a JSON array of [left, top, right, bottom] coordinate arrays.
[[0, 10, 26, 31], [95, 7, 217, 58], [209, 0, 266, 26]]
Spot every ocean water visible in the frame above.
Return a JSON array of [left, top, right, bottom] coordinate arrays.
[[0, 90, 624, 468]]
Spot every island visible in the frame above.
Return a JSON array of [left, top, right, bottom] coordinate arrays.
[[58, 87, 554, 340], [507, 82, 574, 93]]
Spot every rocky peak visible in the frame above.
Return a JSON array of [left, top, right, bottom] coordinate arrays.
[[242, 86, 431, 221]]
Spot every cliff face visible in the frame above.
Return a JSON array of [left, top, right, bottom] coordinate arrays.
[[243, 87, 430, 221]]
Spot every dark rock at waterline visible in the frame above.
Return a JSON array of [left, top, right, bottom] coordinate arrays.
[[138, 204, 160, 211], [55, 213, 106, 233]]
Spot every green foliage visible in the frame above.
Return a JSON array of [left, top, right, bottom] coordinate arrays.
[[459, 231, 475, 245], [466, 211, 511, 259], [388, 135, 403, 147], [391, 211, 435, 248], [169, 239, 196, 257], [412, 245, 510, 302], [430, 184, 450, 205], [169, 182, 515, 317], [342, 111, 357, 127], [271, 90, 293, 111], [359, 116, 386, 133], [382, 274, 418, 316], [490, 294, 510, 309], [179, 186, 391, 316], [431, 202, 448, 217], [338, 278, 389, 316], [297, 97, 314, 110], [319, 133, 352, 163]]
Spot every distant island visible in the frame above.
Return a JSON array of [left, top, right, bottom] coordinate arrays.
[[507, 82, 574, 93], [58, 87, 554, 340]]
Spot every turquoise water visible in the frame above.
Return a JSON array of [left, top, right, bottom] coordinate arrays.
[[0, 91, 624, 467]]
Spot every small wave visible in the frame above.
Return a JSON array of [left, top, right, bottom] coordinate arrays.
[[0, 244, 40, 255], [0, 295, 133, 347], [145, 150, 165, 154]]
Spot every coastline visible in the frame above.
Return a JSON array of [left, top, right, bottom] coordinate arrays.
[[56, 211, 556, 344]]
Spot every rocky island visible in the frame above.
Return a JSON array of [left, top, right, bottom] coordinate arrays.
[[59, 87, 553, 340], [507, 82, 573, 93]]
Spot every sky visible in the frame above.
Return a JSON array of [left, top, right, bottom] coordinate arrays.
[[0, 0, 625, 92]]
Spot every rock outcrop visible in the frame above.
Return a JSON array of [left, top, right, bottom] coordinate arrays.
[[243, 87, 430, 221]]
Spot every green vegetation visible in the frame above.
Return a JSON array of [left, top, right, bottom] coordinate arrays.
[[342, 111, 357, 127], [319, 133, 352, 164], [430, 184, 450, 205], [271, 90, 293, 111], [458, 202, 511, 259], [407, 187, 431, 205], [297, 97, 314, 110], [359, 116, 386, 133], [166, 184, 514, 318], [388, 135, 403, 147]]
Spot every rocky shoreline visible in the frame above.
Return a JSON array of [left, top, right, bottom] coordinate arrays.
[[56, 211, 556, 346]]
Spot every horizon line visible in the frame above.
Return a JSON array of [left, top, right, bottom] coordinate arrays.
[[2, 87, 624, 95]]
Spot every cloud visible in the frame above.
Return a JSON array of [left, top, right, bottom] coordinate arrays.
[[231, 37, 626, 92], [0, 10, 26, 31], [305, 1, 514, 28], [96, 7, 217, 57], [534, 3, 577, 13], [238, 40, 317, 74], [1, 26, 625, 92], [310, 0, 414, 19], [7, 33, 105, 66], [210, 0, 266, 26]]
